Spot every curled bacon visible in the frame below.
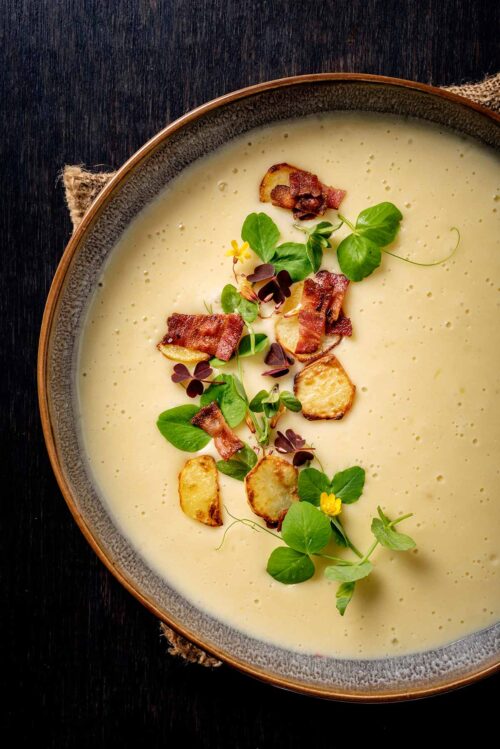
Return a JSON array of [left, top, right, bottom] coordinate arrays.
[[160, 313, 244, 362], [296, 271, 351, 355], [264, 163, 346, 220], [191, 402, 244, 461]]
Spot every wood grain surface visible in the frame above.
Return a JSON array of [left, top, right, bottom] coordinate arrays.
[[2, 0, 499, 745]]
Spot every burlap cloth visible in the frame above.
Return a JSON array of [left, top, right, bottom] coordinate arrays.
[[63, 74, 499, 668]]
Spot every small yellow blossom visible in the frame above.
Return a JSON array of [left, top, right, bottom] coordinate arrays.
[[320, 492, 342, 517], [226, 240, 251, 263]]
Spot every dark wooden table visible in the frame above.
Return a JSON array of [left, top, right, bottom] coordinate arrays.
[[3, 1, 499, 744]]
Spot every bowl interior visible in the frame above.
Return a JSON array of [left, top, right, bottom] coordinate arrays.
[[42, 78, 500, 700]]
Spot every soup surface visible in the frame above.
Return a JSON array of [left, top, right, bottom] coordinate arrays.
[[78, 112, 500, 658]]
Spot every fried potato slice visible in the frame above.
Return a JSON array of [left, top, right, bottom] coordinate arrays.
[[158, 343, 210, 364], [178, 455, 222, 526], [259, 162, 298, 203], [245, 456, 298, 527], [275, 282, 334, 362], [294, 354, 355, 420]]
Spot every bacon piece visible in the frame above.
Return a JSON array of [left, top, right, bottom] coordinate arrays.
[[316, 270, 350, 326], [160, 313, 244, 362], [296, 278, 326, 354], [296, 272, 351, 354], [324, 186, 347, 210], [191, 402, 244, 461], [261, 163, 345, 220], [289, 170, 323, 198], [327, 311, 352, 337], [270, 184, 296, 209]]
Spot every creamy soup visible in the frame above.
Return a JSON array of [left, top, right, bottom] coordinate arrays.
[[78, 112, 500, 658]]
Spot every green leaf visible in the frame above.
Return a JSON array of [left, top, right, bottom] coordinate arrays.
[[266, 547, 315, 584], [241, 212, 280, 263], [270, 242, 312, 282], [355, 202, 403, 246], [377, 505, 391, 524], [220, 284, 258, 323], [237, 333, 268, 358], [220, 284, 241, 313], [371, 517, 416, 551], [279, 391, 302, 412], [281, 502, 332, 554], [156, 405, 211, 452], [200, 374, 247, 427], [297, 467, 332, 505], [209, 357, 227, 368], [306, 235, 324, 273], [249, 389, 269, 413], [336, 582, 355, 616], [325, 560, 373, 583], [312, 221, 336, 239], [330, 517, 348, 548], [216, 443, 258, 481], [331, 466, 365, 504], [237, 297, 259, 324], [337, 234, 382, 282]]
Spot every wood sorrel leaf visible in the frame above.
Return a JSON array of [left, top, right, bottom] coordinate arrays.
[[297, 467, 332, 505], [371, 517, 416, 551], [355, 202, 403, 246], [266, 547, 315, 584], [325, 560, 373, 583], [281, 501, 332, 554], [156, 405, 211, 452], [336, 582, 355, 616], [331, 466, 365, 504], [337, 234, 381, 281], [241, 212, 280, 263]]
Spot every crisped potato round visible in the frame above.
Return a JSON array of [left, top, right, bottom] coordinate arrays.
[[245, 455, 298, 527], [178, 455, 222, 526], [158, 343, 210, 364], [259, 162, 297, 203], [294, 354, 355, 420]]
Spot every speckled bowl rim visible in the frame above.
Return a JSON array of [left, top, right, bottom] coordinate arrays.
[[38, 73, 500, 702]]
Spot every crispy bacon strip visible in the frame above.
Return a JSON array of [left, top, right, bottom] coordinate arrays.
[[160, 313, 244, 362], [264, 163, 346, 220], [327, 311, 352, 337], [191, 402, 244, 461], [296, 272, 351, 354]]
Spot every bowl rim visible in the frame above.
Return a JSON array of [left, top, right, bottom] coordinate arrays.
[[38, 72, 500, 702]]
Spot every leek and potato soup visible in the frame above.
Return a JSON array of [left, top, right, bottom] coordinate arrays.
[[78, 112, 500, 658]]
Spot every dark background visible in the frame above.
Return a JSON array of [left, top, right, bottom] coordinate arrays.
[[2, 0, 499, 745]]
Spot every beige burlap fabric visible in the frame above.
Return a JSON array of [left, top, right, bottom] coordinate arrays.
[[63, 75, 498, 668]]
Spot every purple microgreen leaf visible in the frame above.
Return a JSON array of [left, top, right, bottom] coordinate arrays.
[[247, 263, 276, 283], [274, 431, 294, 453], [258, 280, 279, 303], [186, 379, 204, 398], [284, 429, 306, 449], [261, 366, 290, 378], [276, 269, 293, 297], [171, 363, 191, 383], [193, 361, 213, 380], [293, 450, 315, 467]]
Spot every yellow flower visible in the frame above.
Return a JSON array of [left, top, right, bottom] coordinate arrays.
[[320, 492, 342, 517], [226, 240, 251, 263]]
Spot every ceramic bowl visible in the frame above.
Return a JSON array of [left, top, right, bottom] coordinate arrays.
[[38, 74, 500, 701]]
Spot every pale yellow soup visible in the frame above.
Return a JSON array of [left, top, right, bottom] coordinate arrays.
[[78, 112, 500, 658]]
